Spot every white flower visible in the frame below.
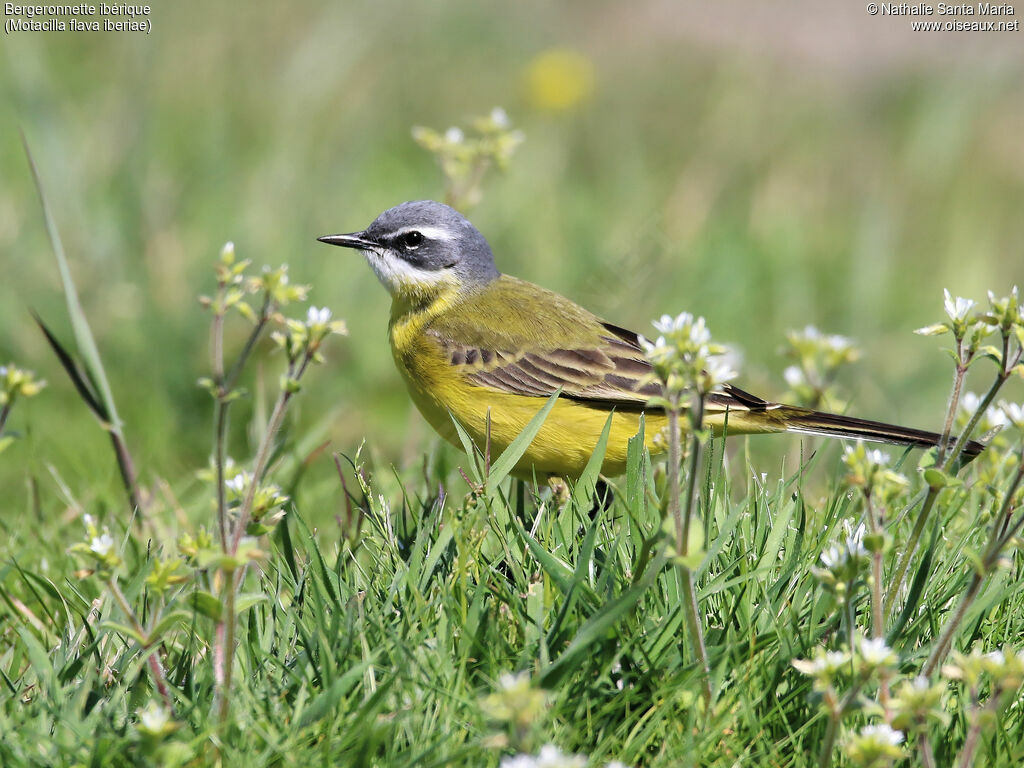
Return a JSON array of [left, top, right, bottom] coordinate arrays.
[[943, 289, 974, 323], [821, 650, 851, 673], [793, 648, 850, 677], [638, 334, 664, 354], [498, 671, 529, 690], [826, 334, 853, 352], [652, 312, 688, 335], [0, 365, 7, 378], [796, 325, 855, 352], [688, 316, 711, 347], [819, 545, 845, 569], [306, 306, 333, 326], [821, 521, 867, 568], [638, 334, 672, 365], [226, 473, 247, 493], [444, 126, 465, 144], [999, 401, 1024, 429], [703, 356, 737, 387], [866, 448, 889, 467], [651, 312, 712, 348], [499, 745, 587, 768], [961, 392, 1009, 429], [89, 533, 114, 557], [83, 513, 95, 528], [784, 365, 805, 388], [138, 701, 171, 734], [490, 107, 510, 128], [844, 521, 868, 557], [988, 285, 1019, 307], [960, 391, 981, 415], [858, 723, 905, 747], [859, 637, 896, 666]]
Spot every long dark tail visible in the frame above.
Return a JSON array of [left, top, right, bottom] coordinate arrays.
[[775, 405, 985, 460]]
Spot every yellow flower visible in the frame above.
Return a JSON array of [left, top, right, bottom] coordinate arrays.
[[523, 48, 594, 112]]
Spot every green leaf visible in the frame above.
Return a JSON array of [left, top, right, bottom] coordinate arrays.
[[187, 590, 224, 621], [918, 447, 938, 470], [98, 621, 147, 645], [625, 415, 646, 510], [296, 661, 371, 727], [540, 576, 651, 687], [485, 389, 561, 494], [17, 627, 56, 694], [924, 468, 961, 489], [569, 411, 613, 512], [32, 314, 106, 421], [511, 516, 582, 597], [23, 135, 122, 432], [977, 345, 1003, 362], [234, 593, 269, 615], [148, 610, 193, 642], [448, 411, 483, 485], [0, 436, 14, 454]]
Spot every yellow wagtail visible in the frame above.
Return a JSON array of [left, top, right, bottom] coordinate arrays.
[[319, 201, 982, 479]]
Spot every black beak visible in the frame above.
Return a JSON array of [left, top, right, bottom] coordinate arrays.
[[317, 231, 377, 250]]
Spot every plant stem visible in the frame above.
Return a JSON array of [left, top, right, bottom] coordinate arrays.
[[215, 569, 239, 723], [680, 567, 712, 705], [956, 693, 1000, 768], [817, 679, 868, 768], [213, 401, 229, 548], [923, 451, 1024, 677], [667, 403, 683, 554], [212, 298, 272, 550], [925, 572, 983, 679], [0, 402, 12, 436], [948, 344, 1021, 469], [919, 732, 936, 768], [671, 394, 712, 706], [883, 487, 937, 616], [681, 396, 705, 554], [871, 550, 884, 637], [865, 494, 885, 639], [214, 352, 311, 722], [936, 336, 967, 462], [887, 335, 1020, 611], [229, 354, 309, 554], [223, 299, 271, 392], [210, 304, 228, 548], [108, 428, 144, 515], [817, 714, 839, 768], [107, 577, 173, 712]]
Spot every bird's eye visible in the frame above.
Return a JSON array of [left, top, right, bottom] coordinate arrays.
[[400, 231, 423, 249]]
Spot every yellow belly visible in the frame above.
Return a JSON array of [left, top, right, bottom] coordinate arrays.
[[410, 372, 666, 479], [388, 322, 665, 479]]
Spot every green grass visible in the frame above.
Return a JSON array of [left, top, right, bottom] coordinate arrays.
[[3, 407, 1024, 766]]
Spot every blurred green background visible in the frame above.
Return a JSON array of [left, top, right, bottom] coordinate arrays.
[[2, 0, 1023, 517]]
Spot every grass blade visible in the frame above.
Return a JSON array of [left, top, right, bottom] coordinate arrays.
[[22, 134, 122, 431]]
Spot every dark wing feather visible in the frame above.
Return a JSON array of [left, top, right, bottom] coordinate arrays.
[[429, 319, 767, 414]]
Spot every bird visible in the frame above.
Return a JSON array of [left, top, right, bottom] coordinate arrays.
[[318, 200, 983, 480]]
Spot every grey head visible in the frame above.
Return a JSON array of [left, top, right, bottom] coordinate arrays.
[[318, 200, 500, 296]]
